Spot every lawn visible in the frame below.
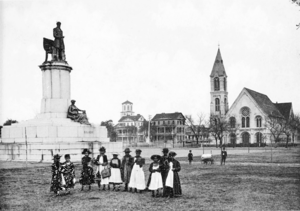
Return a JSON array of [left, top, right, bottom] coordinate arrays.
[[0, 148, 299, 211]]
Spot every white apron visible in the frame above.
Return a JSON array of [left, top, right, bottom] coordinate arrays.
[[148, 165, 163, 190], [165, 161, 174, 188], [97, 155, 110, 185], [128, 159, 146, 190]]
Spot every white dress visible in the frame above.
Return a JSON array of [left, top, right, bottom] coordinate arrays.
[[129, 158, 146, 190], [97, 156, 110, 185], [148, 164, 163, 190], [165, 161, 174, 188], [109, 158, 122, 184]]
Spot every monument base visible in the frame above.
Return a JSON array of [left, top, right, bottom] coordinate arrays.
[[0, 118, 123, 161]]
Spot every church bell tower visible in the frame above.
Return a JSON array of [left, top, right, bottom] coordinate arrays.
[[210, 47, 228, 117]]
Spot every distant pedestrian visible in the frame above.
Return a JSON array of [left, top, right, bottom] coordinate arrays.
[[109, 153, 123, 191], [188, 150, 193, 165], [121, 148, 134, 192], [60, 154, 75, 194], [79, 149, 95, 191], [129, 149, 146, 193], [221, 147, 227, 165], [148, 155, 163, 197], [165, 151, 182, 198], [50, 154, 62, 196]]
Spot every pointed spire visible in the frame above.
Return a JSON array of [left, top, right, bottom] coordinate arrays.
[[210, 47, 227, 77]]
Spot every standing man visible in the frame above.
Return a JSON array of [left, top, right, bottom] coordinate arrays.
[[221, 147, 227, 165], [160, 148, 169, 197], [53, 21, 65, 61], [188, 150, 193, 165]]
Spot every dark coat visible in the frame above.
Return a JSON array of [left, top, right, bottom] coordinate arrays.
[[121, 154, 134, 183], [79, 156, 94, 185], [50, 161, 65, 193], [60, 161, 75, 189], [146, 162, 162, 188], [167, 158, 182, 196]]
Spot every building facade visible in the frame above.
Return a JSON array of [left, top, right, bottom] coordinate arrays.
[[115, 101, 145, 143], [151, 112, 186, 143], [209, 47, 294, 146]]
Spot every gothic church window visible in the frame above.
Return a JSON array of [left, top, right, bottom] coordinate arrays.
[[256, 116, 262, 127], [214, 77, 220, 91], [215, 98, 220, 111], [224, 78, 227, 91], [229, 117, 236, 128], [241, 107, 250, 128]]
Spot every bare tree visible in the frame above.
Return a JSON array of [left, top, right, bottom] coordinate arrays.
[[266, 114, 285, 145], [208, 115, 230, 148], [185, 114, 206, 145], [289, 114, 300, 146]]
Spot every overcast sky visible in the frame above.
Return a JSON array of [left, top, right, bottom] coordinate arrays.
[[0, 0, 299, 125]]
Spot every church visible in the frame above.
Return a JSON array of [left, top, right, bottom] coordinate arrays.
[[209, 48, 294, 146]]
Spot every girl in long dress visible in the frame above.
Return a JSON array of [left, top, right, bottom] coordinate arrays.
[[128, 149, 146, 193], [109, 153, 123, 191], [60, 154, 75, 194], [165, 151, 182, 198], [121, 148, 134, 192], [93, 146, 110, 191], [148, 155, 163, 197], [79, 149, 95, 191], [50, 154, 62, 196]]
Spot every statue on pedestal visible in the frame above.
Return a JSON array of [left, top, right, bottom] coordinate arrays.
[[43, 22, 66, 63], [67, 100, 91, 125]]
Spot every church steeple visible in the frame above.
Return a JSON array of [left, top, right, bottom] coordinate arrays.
[[210, 47, 227, 77], [210, 47, 229, 117]]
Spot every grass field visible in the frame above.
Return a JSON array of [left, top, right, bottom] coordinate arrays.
[[0, 148, 299, 211]]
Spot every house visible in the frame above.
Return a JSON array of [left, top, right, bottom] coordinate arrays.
[[151, 112, 186, 143], [115, 101, 145, 143]]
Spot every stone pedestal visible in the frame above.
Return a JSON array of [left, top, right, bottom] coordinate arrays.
[[1, 61, 122, 161]]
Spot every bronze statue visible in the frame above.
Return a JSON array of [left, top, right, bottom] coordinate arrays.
[[67, 100, 91, 125], [53, 22, 65, 61], [43, 22, 66, 63]]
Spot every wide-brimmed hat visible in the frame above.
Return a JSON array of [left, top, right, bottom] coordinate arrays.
[[82, 148, 91, 155], [112, 152, 119, 156], [135, 149, 142, 153], [53, 154, 61, 160], [169, 151, 177, 157], [99, 146, 106, 152], [124, 148, 131, 153], [162, 148, 169, 153], [64, 154, 70, 159], [150, 154, 161, 160]]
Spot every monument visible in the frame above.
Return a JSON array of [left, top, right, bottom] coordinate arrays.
[[0, 22, 122, 161]]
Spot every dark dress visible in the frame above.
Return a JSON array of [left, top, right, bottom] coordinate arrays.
[[166, 159, 182, 197], [50, 162, 62, 193], [221, 150, 227, 164], [121, 154, 134, 183], [93, 154, 108, 182], [79, 156, 95, 185], [61, 161, 75, 189], [160, 155, 169, 195]]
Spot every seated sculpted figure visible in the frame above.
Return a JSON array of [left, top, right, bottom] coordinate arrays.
[[67, 100, 90, 125]]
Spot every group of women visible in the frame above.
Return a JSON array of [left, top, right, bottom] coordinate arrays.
[[50, 147, 182, 198]]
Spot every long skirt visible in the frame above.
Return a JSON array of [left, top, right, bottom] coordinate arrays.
[[128, 164, 145, 190], [109, 168, 123, 184], [79, 167, 94, 185], [148, 172, 163, 190], [122, 165, 132, 183], [97, 165, 110, 185]]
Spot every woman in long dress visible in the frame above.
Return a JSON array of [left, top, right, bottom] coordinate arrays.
[[128, 149, 146, 193], [93, 146, 110, 191], [109, 153, 123, 191], [165, 151, 182, 198], [148, 155, 163, 197], [60, 154, 75, 194], [50, 154, 62, 196], [121, 148, 134, 192], [79, 149, 95, 191]]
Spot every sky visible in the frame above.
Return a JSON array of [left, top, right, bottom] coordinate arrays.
[[0, 0, 300, 125]]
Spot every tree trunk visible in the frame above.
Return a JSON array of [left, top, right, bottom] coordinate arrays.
[[285, 135, 290, 148], [215, 138, 218, 148]]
